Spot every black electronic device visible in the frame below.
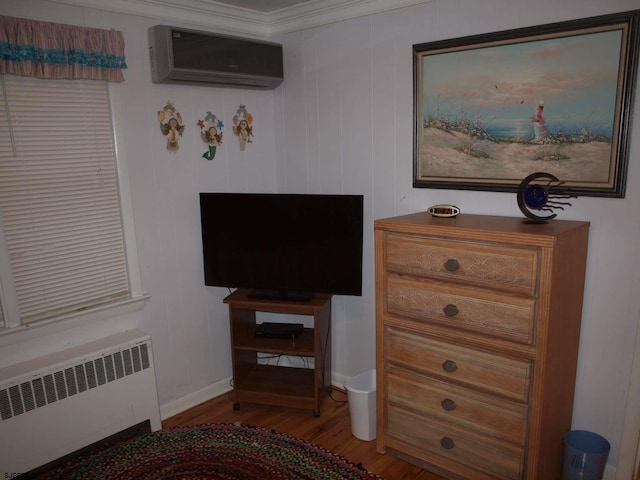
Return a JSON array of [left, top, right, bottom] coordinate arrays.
[[199, 192, 364, 301], [427, 204, 460, 217], [255, 322, 304, 339]]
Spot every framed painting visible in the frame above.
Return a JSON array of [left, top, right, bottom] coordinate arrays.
[[413, 10, 640, 197]]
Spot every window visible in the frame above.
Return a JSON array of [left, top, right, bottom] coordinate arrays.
[[0, 74, 143, 329]]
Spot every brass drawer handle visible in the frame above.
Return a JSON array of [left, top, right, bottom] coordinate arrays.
[[441, 398, 457, 411], [442, 360, 457, 373], [443, 304, 459, 317], [440, 436, 455, 449], [444, 258, 460, 272]]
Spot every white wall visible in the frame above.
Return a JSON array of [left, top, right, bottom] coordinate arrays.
[[273, 0, 640, 472], [1, 0, 639, 475]]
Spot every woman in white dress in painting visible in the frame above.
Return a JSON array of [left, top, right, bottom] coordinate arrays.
[[531, 100, 551, 140]]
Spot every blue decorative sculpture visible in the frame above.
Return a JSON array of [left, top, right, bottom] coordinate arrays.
[[517, 172, 576, 223]]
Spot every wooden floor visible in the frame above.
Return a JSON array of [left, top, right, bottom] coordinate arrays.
[[163, 389, 447, 480]]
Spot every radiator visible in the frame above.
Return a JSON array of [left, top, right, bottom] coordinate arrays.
[[0, 329, 162, 476]]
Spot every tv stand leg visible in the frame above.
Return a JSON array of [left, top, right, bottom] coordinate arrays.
[[313, 410, 320, 417], [233, 402, 240, 411]]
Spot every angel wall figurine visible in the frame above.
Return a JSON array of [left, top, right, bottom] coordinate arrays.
[[158, 101, 185, 152], [232, 104, 253, 151]]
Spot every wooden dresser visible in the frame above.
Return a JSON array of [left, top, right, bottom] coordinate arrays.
[[374, 212, 589, 480]]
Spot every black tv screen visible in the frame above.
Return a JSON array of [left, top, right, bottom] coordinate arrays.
[[199, 193, 363, 300]]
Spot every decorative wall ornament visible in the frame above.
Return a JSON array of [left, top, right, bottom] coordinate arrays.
[[232, 104, 253, 151], [158, 101, 185, 152], [198, 112, 224, 160], [516, 172, 576, 223]]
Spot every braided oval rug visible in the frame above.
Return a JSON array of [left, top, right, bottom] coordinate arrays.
[[40, 423, 384, 480]]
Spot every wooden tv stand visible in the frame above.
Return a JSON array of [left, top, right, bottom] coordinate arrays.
[[223, 289, 332, 416]]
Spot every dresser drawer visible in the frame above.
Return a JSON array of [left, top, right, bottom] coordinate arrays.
[[385, 233, 538, 295], [388, 405, 525, 480], [386, 327, 531, 402], [386, 276, 535, 344], [388, 365, 527, 444]]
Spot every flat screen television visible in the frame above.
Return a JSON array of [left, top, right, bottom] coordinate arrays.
[[199, 192, 364, 301]]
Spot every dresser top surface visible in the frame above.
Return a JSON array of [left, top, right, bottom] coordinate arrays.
[[375, 212, 589, 244]]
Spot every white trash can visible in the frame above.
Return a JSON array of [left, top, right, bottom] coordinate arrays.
[[344, 369, 376, 441]]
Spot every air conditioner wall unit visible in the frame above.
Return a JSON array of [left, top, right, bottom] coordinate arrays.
[[148, 25, 284, 89]]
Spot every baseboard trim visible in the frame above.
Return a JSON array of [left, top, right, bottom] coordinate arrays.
[[160, 376, 233, 421], [160, 374, 351, 422], [24, 421, 151, 477]]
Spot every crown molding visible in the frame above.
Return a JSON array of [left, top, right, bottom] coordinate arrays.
[[47, 0, 432, 37], [266, 0, 430, 34], [47, 0, 271, 36]]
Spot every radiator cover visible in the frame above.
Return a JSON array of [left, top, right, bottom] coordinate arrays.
[[0, 329, 161, 476]]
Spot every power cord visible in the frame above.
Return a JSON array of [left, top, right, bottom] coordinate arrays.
[[327, 386, 348, 404]]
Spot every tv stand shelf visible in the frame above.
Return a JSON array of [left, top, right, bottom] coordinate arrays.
[[235, 328, 315, 355], [223, 289, 332, 416]]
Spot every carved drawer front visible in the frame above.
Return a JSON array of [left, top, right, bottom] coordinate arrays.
[[385, 234, 538, 295], [386, 327, 531, 402], [388, 406, 525, 480], [388, 365, 527, 444], [386, 276, 535, 344]]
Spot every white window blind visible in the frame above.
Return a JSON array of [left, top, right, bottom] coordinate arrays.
[[0, 75, 130, 325]]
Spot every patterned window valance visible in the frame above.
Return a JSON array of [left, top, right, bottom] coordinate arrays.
[[0, 15, 127, 82]]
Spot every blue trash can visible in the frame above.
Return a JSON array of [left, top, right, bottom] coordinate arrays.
[[563, 430, 610, 480]]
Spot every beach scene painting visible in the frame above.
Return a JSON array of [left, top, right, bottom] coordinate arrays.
[[414, 12, 638, 197]]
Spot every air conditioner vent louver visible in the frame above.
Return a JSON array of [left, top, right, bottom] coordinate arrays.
[[0, 343, 150, 421]]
